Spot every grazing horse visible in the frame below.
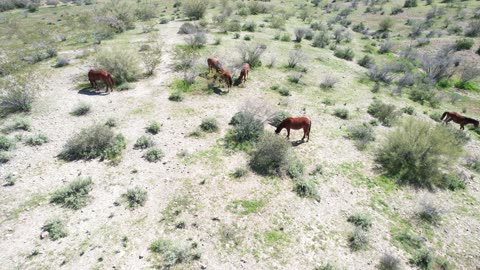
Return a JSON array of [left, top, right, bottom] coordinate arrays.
[[236, 63, 250, 85], [275, 117, 312, 142], [441, 111, 479, 130], [220, 69, 233, 90], [88, 70, 115, 92], [207, 57, 223, 73]]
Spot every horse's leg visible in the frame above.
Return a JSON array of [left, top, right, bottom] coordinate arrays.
[[460, 124, 464, 130], [89, 79, 95, 89], [286, 128, 290, 139], [93, 80, 99, 91]]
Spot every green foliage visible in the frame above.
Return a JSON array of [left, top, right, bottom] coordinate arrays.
[[182, 0, 209, 19], [401, 106, 415, 115], [144, 147, 164, 162], [454, 38, 474, 51], [268, 111, 291, 128], [95, 48, 141, 84], [169, 91, 184, 102], [334, 47, 354, 61], [418, 200, 442, 225], [226, 111, 264, 149], [100, 0, 136, 32], [312, 31, 330, 48], [367, 100, 399, 127], [70, 102, 91, 116], [200, 117, 219, 132], [25, 134, 48, 146], [454, 80, 480, 92], [349, 227, 369, 251], [3, 173, 16, 186], [149, 239, 197, 267], [333, 108, 349, 119], [358, 55, 375, 68], [0, 151, 10, 164], [375, 118, 463, 189], [287, 157, 305, 179], [403, 0, 418, 7], [41, 219, 67, 241], [410, 249, 433, 270], [6, 117, 31, 132], [347, 124, 375, 150], [228, 199, 265, 215], [0, 74, 38, 116], [59, 124, 126, 161], [123, 187, 148, 209], [105, 118, 117, 127], [379, 253, 401, 270], [146, 121, 161, 135], [50, 177, 93, 210], [242, 21, 257, 32], [134, 135, 155, 149], [232, 167, 248, 178], [347, 213, 372, 230], [250, 132, 292, 176], [379, 17, 394, 31], [410, 83, 440, 107], [0, 135, 14, 151], [293, 178, 320, 200]]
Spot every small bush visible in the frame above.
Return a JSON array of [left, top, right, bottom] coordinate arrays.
[[5, 117, 31, 132], [293, 179, 320, 200], [0, 135, 14, 151], [123, 187, 148, 209], [267, 111, 291, 127], [178, 22, 198, 34], [141, 42, 162, 76], [287, 49, 306, 68], [454, 39, 474, 51], [378, 41, 394, 54], [466, 155, 480, 173], [250, 132, 292, 176], [70, 102, 91, 116], [232, 167, 248, 178], [95, 48, 141, 84], [358, 55, 375, 68], [403, 0, 417, 7], [465, 20, 480, 37], [334, 47, 354, 61], [320, 77, 338, 90], [169, 91, 184, 102], [54, 58, 70, 68], [146, 121, 161, 135], [401, 106, 415, 115], [200, 117, 219, 133], [182, 0, 209, 19], [368, 65, 393, 84], [379, 17, 394, 31], [50, 177, 93, 210], [59, 124, 126, 161], [350, 227, 369, 251], [25, 134, 48, 146], [227, 111, 264, 148], [0, 151, 10, 164], [105, 118, 117, 127], [242, 21, 256, 32], [347, 124, 375, 150], [185, 32, 207, 49], [410, 249, 433, 270], [379, 253, 401, 270], [312, 31, 330, 48], [41, 219, 67, 241], [287, 157, 305, 179], [237, 43, 266, 68], [134, 135, 155, 149], [149, 239, 196, 267], [294, 28, 306, 42], [375, 118, 462, 189], [418, 200, 442, 225], [367, 100, 398, 127], [144, 147, 164, 162], [288, 72, 303, 84], [409, 83, 440, 107], [3, 173, 16, 186], [0, 74, 38, 116], [347, 213, 372, 230], [333, 108, 349, 119]]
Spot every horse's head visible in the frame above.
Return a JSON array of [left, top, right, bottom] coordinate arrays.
[[474, 120, 479, 128]]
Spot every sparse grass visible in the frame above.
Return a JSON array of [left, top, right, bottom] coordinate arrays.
[[3, 173, 16, 186], [70, 102, 91, 116], [232, 167, 248, 178], [349, 227, 369, 251], [122, 187, 148, 209], [149, 239, 198, 268], [134, 135, 155, 149], [169, 91, 184, 102], [3, 117, 31, 132], [105, 118, 117, 127], [347, 213, 372, 230], [41, 218, 67, 241], [144, 147, 164, 162], [418, 200, 442, 225], [293, 179, 320, 201], [228, 199, 265, 215], [50, 177, 93, 210], [410, 249, 433, 270], [0, 135, 14, 151], [333, 108, 349, 119], [146, 121, 161, 135], [25, 134, 48, 146], [379, 253, 401, 270], [200, 117, 219, 133]]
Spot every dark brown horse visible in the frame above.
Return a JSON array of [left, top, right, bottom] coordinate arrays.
[[207, 57, 223, 73], [275, 117, 311, 141], [220, 69, 233, 90], [236, 63, 250, 85], [88, 70, 115, 92], [441, 111, 479, 130]]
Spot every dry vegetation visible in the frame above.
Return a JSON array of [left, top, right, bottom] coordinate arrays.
[[1, 0, 480, 269]]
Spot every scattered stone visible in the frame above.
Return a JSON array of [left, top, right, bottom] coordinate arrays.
[[240, 258, 246, 263], [40, 231, 49, 240], [201, 264, 207, 269], [139, 255, 144, 259], [211, 217, 220, 221]]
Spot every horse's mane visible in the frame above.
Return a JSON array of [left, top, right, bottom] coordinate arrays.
[[465, 117, 479, 124]]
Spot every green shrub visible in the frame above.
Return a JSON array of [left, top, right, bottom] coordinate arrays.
[[242, 21, 256, 32], [149, 239, 197, 267], [0, 135, 14, 151], [95, 48, 141, 84], [146, 121, 161, 135], [312, 31, 330, 48], [454, 80, 480, 92], [105, 118, 117, 127], [25, 134, 48, 146], [134, 135, 155, 149], [123, 186, 148, 209], [288, 73, 303, 84], [54, 57, 70, 68], [293, 179, 320, 200], [375, 118, 463, 189], [70, 102, 91, 116], [454, 38, 474, 51], [50, 177, 93, 210], [349, 227, 369, 251], [287, 157, 305, 179], [250, 132, 292, 176], [267, 111, 291, 127], [182, 0, 209, 19], [0, 74, 38, 116], [227, 111, 264, 148], [410, 84, 440, 107], [379, 253, 401, 270], [347, 213, 372, 230], [27, 3, 38, 12], [169, 91, 184, 102], [4, 117, 31, 132], [200, 117, 219, 132], [418, 200, 442, 225], [410, 249, 433, 270], [58, 124, 126, 161], [0, 151, 10, 164], [334, 47, 354, 61], [401, 106, 415, 115], [367, 100, 399, 127], [403, 0, 417, 7], [379, 17, 394, 31], [347, 124, 375, 150], [333, 108, 349, 119], [144, 147, 164, 162], [41, 218, 67, 241], [232, 167, 248, 178], [3, 173, 16, 186], [441, 174, 466, 191], [238, 43, 266, 68]]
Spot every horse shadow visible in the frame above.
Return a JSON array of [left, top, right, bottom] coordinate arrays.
[[291, 140, 306, 147], [212, 86, 229, 95], [77, 88, 110, 96]]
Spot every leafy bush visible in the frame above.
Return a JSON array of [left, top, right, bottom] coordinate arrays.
[[134, 135, 155, 149], [227, 111, 264, 146], [334, 47, 354, 61], [141, 42, 162, 76], [375, 118, 463, 189], [294, 28, 306, 42], [144, 147, 164, 162], [149, 239, 197, 267], [267, 111, 291, 127], [367, 100, 398, 127], [200, 117, 219, 133], [403, 0, 417, 7], [465, 20, 480, 37], [123, 187, 148, 209], [99, 0, 135, 32], [347, 213, 372, 230], [0, 135, 14, 151], [320, 76, 338, 90], [95, 48, 141, 84], [238, 43, 266, 68], [347, 124, 375, 150], [0, 151, 10, 164], [350, 227, 369, 251], [312, 31, 330, 48], [418, 200, 442, 225], [401, 106, 415, 115], [287, 157, 305, 179], [70, 102, 91, 116], [54, 58, 70, 68], [146, 121, 161, 135], [379, 17, 394, 31], [378, 41, 394, 54], [59, 124, 126, 161], [41, 219, 67, 241], [368, 65, 393, 84], [0, 74, 38, 116], [410, 249, 433, 270], [182, 0, 209, 19], [379, 253, 401, 270], [25, 134, 48, 146], [185, 32, 207, 49], [333, 108, 349, 119], [454, 38, 474, 51], [293, 179, 320, 200], [169, 91, 184, 102], [250, 132, 292, 176], [50, 177, 93, 210], [409, 83, 440, 107], [242, 21, 257, 32], [358, 55, 375, 68]]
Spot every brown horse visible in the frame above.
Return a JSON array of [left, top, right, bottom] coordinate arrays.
[[236, 63, 250, 85], [220, 69, 233, 90], [275, 117, 311, 141], [441, 111, 479, 130], [88, 70, 115, 92], [207, 57, 223, 73]]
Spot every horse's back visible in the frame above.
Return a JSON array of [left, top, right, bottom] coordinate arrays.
[[283, 117, 311, 129]]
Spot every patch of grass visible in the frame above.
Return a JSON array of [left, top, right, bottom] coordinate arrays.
[[50, 177, 93, 210], [122, 187, 148, 209], [228, 199, 265, 215], [41, 218, 67, 241], [134, 135, 155, 149], [333, 108, 349, 119], [144, 147, 164, 162], [293, 179, 320, 201], [149, 239, 198, 268], [25, 134, 48, 146], [200, 117, 219, 132], [70, 102, 91, 116], [146, 121, 161, 135], [58, 124, 126, 161], [349, 227, 369, 251], [3, 117, 31, 132], [347, 213, 372, 230]]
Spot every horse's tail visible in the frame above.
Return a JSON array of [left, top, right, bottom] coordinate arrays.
[[109, 74, 115, 89], [440, 111, 448, 121]]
